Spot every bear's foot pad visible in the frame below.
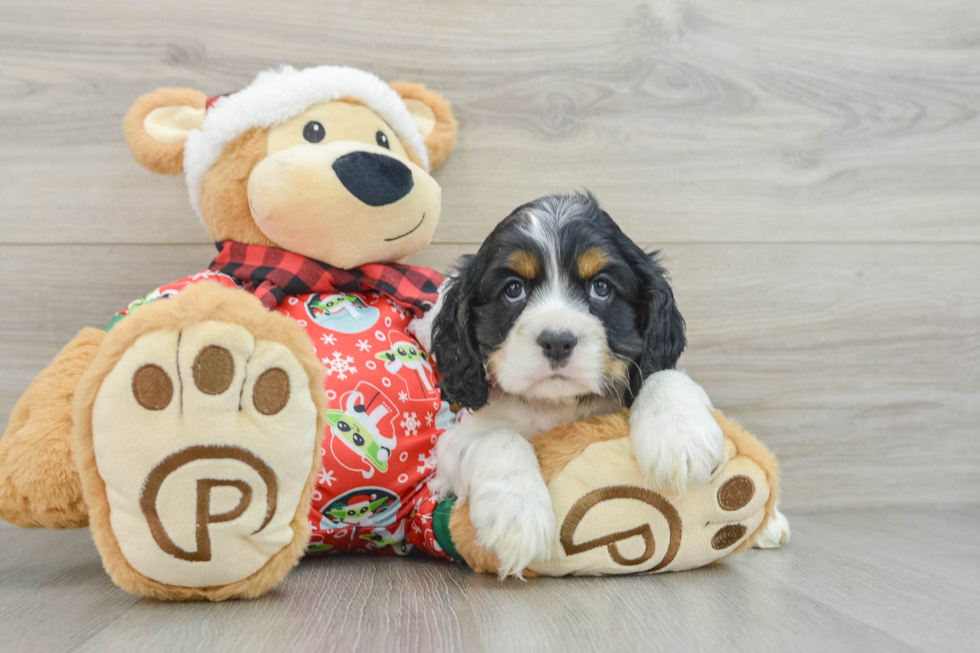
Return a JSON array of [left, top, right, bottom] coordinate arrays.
[[527, 429, 774, 576], [90, 319, 319, 590]]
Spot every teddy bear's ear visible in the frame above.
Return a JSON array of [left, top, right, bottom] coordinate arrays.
[[389, 82, 458, 170], [123, 88, 208, 175]]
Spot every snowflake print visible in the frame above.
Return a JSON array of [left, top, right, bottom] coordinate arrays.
[[425, 412, 434, 426], [320, 333, 337, 346], [385, 298, 408, 319], [356, 339, 372, 352], [322, 351, 357, 380], [190, 270, 216, 281], [417, 449, 437, 474], [317, 468, 336, 487], [398, 391, 409, 402], [401, 412, 421, 437]]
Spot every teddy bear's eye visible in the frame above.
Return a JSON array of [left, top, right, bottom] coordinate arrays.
[[303, 121, 325, 143], [375, 130, 389, 149]]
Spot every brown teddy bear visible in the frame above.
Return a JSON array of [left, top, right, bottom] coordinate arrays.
[[0, 65, 782, 601]]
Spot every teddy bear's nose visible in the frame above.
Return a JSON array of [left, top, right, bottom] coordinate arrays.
[[332, 151, 415, 207]]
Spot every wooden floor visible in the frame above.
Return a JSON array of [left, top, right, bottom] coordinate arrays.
[[2, 507, 978, 653], [1, 0, 978, 650]]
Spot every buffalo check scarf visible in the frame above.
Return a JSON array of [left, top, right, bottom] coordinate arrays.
[[209, 241, 444, 317]]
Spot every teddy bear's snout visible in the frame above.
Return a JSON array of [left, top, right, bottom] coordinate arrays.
[[332, 151, 415, 207]]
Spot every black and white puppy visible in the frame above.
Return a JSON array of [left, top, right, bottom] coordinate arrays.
[[416, 192, 728, 577]]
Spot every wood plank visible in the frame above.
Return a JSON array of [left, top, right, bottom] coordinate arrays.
[[739, 506, 980, 653], [1, 0, 979, 245], [1, 243, 977, 512], [2, 508, 977, 652], [0, 524, 141, 653]]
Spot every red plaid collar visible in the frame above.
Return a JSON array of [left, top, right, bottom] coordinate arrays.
[[208, 241, 444, 317]]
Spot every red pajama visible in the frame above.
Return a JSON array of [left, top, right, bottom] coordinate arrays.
[[108, 243, 455, 560]]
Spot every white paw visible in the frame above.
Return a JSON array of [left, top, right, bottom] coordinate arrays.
[[753, 506, 791, 549], [406, 277, 449, 353], [427, 470, 452, 501], [468, 473, 555, 579], [630, 394, 725, 492]]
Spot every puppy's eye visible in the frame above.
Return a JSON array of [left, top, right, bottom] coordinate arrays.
[[376, 130, 390, 149], [303, 121, 326, 143], [590, 279, 612, 301], [503, 280, 526, 303]]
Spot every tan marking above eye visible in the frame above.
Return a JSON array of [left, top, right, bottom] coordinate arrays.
[[577, 247, 609, 279], [507, 250, 539, 279]]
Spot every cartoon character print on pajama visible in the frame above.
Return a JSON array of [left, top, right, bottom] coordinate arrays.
[[108, 270, 457, 559]]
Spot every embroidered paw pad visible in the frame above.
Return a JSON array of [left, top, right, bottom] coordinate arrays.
[[90, 321, 318, 587]]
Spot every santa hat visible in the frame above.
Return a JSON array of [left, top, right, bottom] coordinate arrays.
[[182, 65, 429, 218], [346, 494, 374, 507]]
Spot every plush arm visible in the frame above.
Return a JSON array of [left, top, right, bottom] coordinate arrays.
[[0, 328, 106, 528]]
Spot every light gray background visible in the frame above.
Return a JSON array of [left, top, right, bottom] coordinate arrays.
[[1, 1, 978, 651]]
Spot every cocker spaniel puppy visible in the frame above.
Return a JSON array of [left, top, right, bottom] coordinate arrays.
[[419, 193, 728, 577]]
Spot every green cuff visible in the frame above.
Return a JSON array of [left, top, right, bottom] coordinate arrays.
[[105, 312, 127, 332], [432, 496, 463, 563]]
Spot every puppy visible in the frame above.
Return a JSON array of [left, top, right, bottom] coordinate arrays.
[[423, 192, 728, 577]]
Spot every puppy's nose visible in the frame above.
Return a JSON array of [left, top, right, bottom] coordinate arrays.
[[332, 151, 414, 207], [537, 330, 577, 365]]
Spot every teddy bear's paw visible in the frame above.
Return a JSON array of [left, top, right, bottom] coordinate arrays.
[[674, 450, 773, 569], [89, 320, 320, 591], [527, 434, 774, 576]]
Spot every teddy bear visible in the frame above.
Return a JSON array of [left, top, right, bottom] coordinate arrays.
[[0, 64, 782, 600]]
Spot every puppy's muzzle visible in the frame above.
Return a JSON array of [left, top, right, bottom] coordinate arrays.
[[332, 151, 414, 207], [537, 330, 577, 366]]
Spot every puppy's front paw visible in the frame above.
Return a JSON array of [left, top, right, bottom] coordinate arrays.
[[467, 475, 555, 579], [427, 470, 452, 501], [753, 505, 791, 549], [631, 404, 725, 493]]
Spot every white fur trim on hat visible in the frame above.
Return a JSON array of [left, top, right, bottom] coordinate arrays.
[[182, 65, 429, 218]]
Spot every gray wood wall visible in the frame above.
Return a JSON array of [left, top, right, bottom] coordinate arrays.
[[2, 0, 978, 513]]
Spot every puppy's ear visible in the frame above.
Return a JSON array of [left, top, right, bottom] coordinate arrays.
[[628, 250, 687, 402], [431, 254, 490, 410], [123, 88, 207, 175]]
